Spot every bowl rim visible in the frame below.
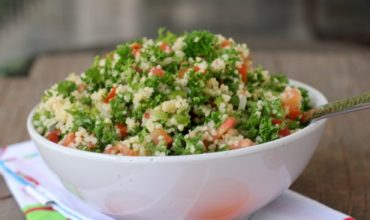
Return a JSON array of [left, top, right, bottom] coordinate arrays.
[[27, 79, 327, 163]]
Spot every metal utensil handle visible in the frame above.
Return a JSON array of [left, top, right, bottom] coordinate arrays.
[[310, 91, 370, 121]]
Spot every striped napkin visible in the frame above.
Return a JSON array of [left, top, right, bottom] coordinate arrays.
[[0, 141, 354, 220]]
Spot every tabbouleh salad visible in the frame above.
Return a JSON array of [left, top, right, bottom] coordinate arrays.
[[32, 29, 311, 156]]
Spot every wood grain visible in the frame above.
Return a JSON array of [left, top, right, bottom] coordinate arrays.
[[0, 197, 25, 220], [0, 50, 369, 219]]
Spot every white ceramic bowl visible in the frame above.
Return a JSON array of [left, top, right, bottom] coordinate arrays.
[[27, 80, 327, 220]]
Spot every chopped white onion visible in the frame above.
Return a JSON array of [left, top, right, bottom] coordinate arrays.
[[238, 94, 247, 110]]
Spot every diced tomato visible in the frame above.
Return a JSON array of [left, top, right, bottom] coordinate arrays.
[[151, 128, 173, 145], [131, 43, 141, 50], [116, 123, 128, 138], [239, 139, 253, 147], [104, 145, 118, 154], [104, 144, 137, 156], [216, 117, 238, 138], [150, 66, 165, 77], [281, 87, 302, 120], [61, 132, 75, 147], [47, 130, 60, 143], [144, 112, 150, 119], [238, 63, 248, 82], [104, 87, 116, 103], [194, 66, 206, 74], [287, 108, 301, 120], [221, 39, 231, 48], [160, 42, 171, 52], [272, 118, 283, 125], [231, 138, 253, 150], [278, 127, 291, 137], [131, 43, 141, 56], [178, 68, 188, 79], [119, 145, 138, 156]]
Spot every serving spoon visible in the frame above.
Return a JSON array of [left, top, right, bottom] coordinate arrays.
[[301, 91, 370, 123]]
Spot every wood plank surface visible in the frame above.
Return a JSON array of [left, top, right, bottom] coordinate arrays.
[[0, 50, 369, 219]]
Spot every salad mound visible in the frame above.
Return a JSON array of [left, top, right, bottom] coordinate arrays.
[[33, 29, 311, 156]]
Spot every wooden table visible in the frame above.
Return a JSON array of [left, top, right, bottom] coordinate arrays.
[[1, 49, 369, 219]]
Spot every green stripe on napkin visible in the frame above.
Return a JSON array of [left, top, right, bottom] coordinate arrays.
[[22, 204, 66, 220]]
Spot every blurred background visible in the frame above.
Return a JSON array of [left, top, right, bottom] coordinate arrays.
[[1, 2, 370, 219], [1, 0, 370, 76]]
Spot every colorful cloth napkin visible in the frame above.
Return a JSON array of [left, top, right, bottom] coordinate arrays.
[[0, 141, 354, 220]]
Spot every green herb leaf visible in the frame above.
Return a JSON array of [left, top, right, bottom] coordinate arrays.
[[56, 80, 77, 98], [183, 31, 218, 61]]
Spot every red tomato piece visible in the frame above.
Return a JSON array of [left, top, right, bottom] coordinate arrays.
[[62, 132, 75, 147], [278, 127, 291, 137], [150, 66, 165, 77], [238, 63, 248, 82], [160, 42, 171, 52], [104, 145, 118, 154], [104, 87, 116, 103], [143, 112, 150, 119], [216, 117, 238, 138], [231, 138, 253, 150], [116, 123, 128, 138], [119, 145, 138, 156], [151, 128, 173, 145], [281, 87, 302, 120], [194, 66, 207, 74], [131, 43, 141, 56], [221, 39, 231, 48], [47, 130, 60, 143], [272, 118, 283, 125], [287, 108, 301, 120], [178, 68, 188, 79]]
